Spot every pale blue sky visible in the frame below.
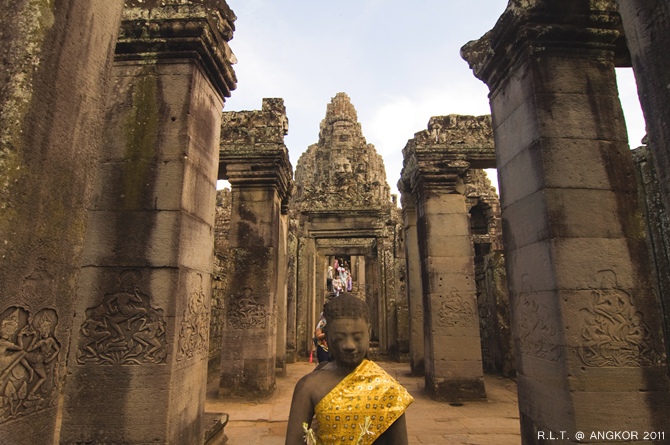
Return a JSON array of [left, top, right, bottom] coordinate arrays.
[[221, 0, 646, 198]]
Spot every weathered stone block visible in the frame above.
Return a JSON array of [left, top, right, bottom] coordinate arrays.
[[551, 238, 638, 290], [422, 193, 468, 215], [91, 158, 186, 211], [516, 374, 575, 433], [499, 138, 633, 208], [432, 335, 485, 361], [426, 370, 486, 402], [81, 211, 177, 267], [423, 234, 474, 257], [422, 213, 470, 236], [505, 241, 556, 294], [492, 94, 542, 167], [535, 93, 628, 143], [182, 159, 218, 223], [572, 391, 670, 432], [490, 61, 534, 130], [505, 188, 630, 249], [565, 364, 670, 392], [423, 271, 475, 295], [514, 353, 566, 387]]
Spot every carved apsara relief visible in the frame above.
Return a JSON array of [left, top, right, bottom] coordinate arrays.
[[435, 288, 475, 328], [514, 275, 561, 361], [1, 306, 61, 422], [76, 270, 167, 365], [228, 287, 266, 330], [577, 270, 657, 367], [177, 275, 210, 361]]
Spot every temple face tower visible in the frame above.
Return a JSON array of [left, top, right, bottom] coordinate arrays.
[[293, 92, 391, 211], [291, 93, 405, 360]]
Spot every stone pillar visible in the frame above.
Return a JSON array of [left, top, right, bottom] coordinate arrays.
[[416, 178, 486, 401], [631, 146, 670, 364], [462, 2, 670, 441], [286, 217, 298, 362], [0, 1, 124, 443], [400, 116, 491, 402], [275, 206, 289, 375], [60, 3, 237, 444], [616, 1, 670, 216], [295, 235, 312, 357], [399, 189, 425, 375], [218, 98, 293, 396]]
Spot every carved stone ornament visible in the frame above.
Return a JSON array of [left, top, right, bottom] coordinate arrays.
[[177, 276, 210, 361], [514, 275, 561, 362], [577, 270, 657, 367], [227, 287, 266, 330], [292, 93, 392, 212], [435, 288, 475, 328], [76, 270, 167, 365], [1, 306, 61, 423]]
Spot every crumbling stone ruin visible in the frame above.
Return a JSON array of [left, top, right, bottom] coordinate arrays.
[[217, 98, 293, 397], [290, 92, 405, 360], [462, 0, 670, 440], [2, 0, 670, 444]]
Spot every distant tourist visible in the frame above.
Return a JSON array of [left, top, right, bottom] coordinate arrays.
[[313, 312, 329, 364], [332, 276, 344, 297], [326, 265, 334, 291]]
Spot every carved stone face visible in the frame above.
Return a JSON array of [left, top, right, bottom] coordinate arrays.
[[334, 157, 352, 174]]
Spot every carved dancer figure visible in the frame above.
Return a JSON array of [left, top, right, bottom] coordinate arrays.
[[107, 288, 148, 341], [286, 293, 413, 445], [132, 313, 165, 362], [79, 318, 112, 358], [20, 313, 60, 400], [1, 309, 35, 417]]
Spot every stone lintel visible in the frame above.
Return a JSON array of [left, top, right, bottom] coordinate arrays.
[[461, 0, 622, 93], [116, 3, 237, 100], [219, 152, 293, 200], [303, 208, 391, 220], [400, 114, 494, 197]]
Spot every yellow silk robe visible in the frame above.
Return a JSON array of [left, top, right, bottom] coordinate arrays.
[[313, 359, 413, 445]]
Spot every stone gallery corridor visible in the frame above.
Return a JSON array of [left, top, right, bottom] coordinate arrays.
[[1, 1, 670, 444]]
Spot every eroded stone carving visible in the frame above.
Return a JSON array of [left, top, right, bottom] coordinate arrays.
[[177, 275, 210, 361], [1, 306, 60, 422], [77, 270, 167, 365], [578, 270, 657, 367], [228, 287, 267, 330], [515, 275, 561, 361], [292, 93, 391, 211], [435, 288, 475, 328]]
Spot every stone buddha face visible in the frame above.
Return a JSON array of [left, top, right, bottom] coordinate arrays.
[[326, 317, 370, 370]]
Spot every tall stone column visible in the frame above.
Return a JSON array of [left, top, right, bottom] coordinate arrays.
[[616, 1, 670, 216], [400, 115, 493, 402], [399, 188, 425, 375], [462, 2, 670, 442], [218, 98, 293, 396], [60, 3, 237, 444], [286, 217, 299, 362], [414, 165, 486, 401], [275, 206, 289, 375], [0, 2, 124, 444]]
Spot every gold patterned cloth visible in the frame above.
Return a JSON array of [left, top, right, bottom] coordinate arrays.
[[314, 359, 413, 444]]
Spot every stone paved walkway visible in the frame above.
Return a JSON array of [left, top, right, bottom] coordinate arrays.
[[206, 361, 521, 445]]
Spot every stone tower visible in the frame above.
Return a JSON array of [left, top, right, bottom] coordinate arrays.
[[291, 92, 403, 359], [293, 92, 391, 210]]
